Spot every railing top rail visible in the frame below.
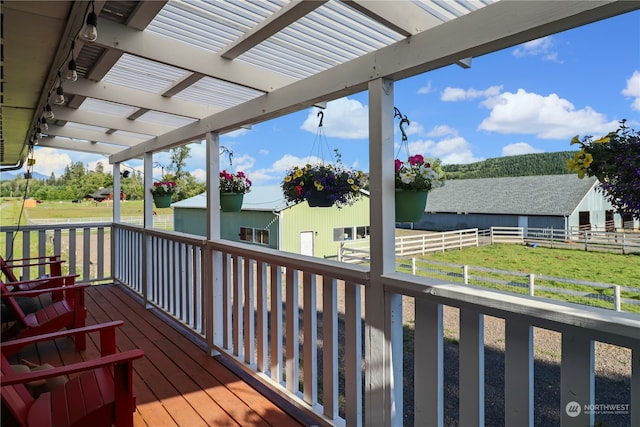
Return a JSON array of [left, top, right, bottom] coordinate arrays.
[[382, 272, 640, 348], [210, 238, 370, 284], [0, 222, 113, 232]]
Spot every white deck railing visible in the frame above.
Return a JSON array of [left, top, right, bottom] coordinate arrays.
[[3, 222, 638, 426], [1, 222, 112, 283], [110, 224, 639, 427]]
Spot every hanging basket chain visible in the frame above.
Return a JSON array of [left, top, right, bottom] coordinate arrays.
[[394, 107, 411, 159], [308, 110, 335, 165]]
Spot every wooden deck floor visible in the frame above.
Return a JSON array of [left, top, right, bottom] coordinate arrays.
[[8, 284, 316, 427]]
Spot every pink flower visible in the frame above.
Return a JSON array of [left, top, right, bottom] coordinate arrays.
[[395, 159, 403, 172], [408, 154, 424, 165]]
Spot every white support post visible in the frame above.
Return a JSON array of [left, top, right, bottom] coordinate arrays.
[[302, 271, 317, 405], [463, 265, 469, 285], [366, 77, 398, 427], [560, 332, 594, 426], [613, 285, 621, 311], [113, 163, 121, 223], [345, 282, 363, 426], [459, 308, 485, 426], [412, 257, 416, 275], [529, 274, 535, 297], [206, 132, 223, 355], [414, 299, 443, 426], [285, 268, 299, 393], [256, 261, 268, 372], [143, 152, 153, 308], [269, 266, 283, 384], [505, 319, 533, 426], [322, 277, 339, 420]]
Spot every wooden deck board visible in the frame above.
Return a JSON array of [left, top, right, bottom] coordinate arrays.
[[6, 284, 312, 427]]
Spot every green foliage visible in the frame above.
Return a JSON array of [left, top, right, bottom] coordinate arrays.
[[443, 151, 575, 179], [0, 147, 205, 202]]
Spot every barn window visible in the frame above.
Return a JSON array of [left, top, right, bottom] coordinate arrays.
[[239, 227, 269, 245]]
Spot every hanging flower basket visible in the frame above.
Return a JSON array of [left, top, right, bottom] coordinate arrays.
[[306, 191, 334, 208], [395, 154, 444, 222], [153, 194, 172, 208], [281, 162, 366, 208], [150, 181, 179, 208], [220, 192, 244, 212], [218, 170, 251, 211], [395, 189, 428, 222]]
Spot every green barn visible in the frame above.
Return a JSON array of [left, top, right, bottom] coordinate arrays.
[[172, 186, 370, 259]]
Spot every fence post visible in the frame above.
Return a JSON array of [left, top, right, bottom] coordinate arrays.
[[528, 274, 535, 296], [490, 227, 494, 245], [613, 285, 621, 312], [338, 242, 343, 262], [463, 265, 468, 285], [622, 234, 626, 255], [412, 257, 417, 275]]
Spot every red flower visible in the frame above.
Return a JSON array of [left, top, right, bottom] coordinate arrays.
[[395, 159, 403, 172]]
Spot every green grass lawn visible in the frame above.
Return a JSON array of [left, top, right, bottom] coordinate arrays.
[[420, 244, 640, 288]]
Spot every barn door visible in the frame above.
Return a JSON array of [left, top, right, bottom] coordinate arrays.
[[300, 231, 314, 256]]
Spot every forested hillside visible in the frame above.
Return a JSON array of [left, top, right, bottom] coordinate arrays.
[[443, 151, 575, 180]]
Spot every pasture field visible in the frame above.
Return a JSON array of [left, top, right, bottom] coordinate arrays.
[[421, 243, 639, 288]]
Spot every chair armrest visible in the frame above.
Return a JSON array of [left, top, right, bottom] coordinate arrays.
[[1, 282, 87, 298], [3, 255, 61, 264], [0, 349, 145, 386], [2, 274, 79, 289], [1, 321, 124, 356], [3, 260, 65, 269]]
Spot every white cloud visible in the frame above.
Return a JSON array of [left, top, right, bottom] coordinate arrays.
[[512, 36, 559, 62], [301, 98, 368, 139], [501, 142, 543, 157], [401, 135, 483, 165], [31, 148, 83, 177], [478, 88, 618, 139], [417, 80, 433, 94], [622, 70, 640, 111], [271, 154, 323, 173], [191, 169, 206, 182], [441, 85, 503, 102], [427, 125, 458, 138]]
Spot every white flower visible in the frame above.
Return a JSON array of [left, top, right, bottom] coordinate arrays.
[[400, 171, 416, 184]]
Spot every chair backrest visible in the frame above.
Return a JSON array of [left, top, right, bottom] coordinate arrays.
[[1, 354, 35, 426], [0, 281, 28, 326], [1, 255, 63, 282]]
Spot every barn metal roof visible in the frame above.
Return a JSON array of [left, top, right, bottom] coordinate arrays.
[[3, 1, 639, 169], [426, 175, 599, 216]]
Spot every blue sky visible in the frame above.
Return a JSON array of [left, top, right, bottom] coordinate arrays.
[[29, 10, 640, 185]]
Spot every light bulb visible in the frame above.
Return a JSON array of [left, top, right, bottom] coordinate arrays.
[[67, 59, 78, 81], [44, 104, 54, 120], [54, 85, 65, 105], [81, 11, 98, 42], [40, 117, 49, 131]]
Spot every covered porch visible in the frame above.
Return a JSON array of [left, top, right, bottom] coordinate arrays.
[[2, 221, 638, 426]]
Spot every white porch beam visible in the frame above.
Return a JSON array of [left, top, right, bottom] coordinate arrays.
[[51, 106, 173, 136], [45, 124, 146, 147], [110, 0, 638, 164], [64, 79, 219, 119], [344, 0, 438, 37], [96, 18, 295, 93], [37, 136, 123, 156], [127, 0, 168, 30], [220, 0, 327, 59]]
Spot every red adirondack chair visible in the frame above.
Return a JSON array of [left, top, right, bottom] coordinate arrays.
[[1, 279, 88, 351], [1, 255, 65, 289], [1, 321, 145, 427]]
